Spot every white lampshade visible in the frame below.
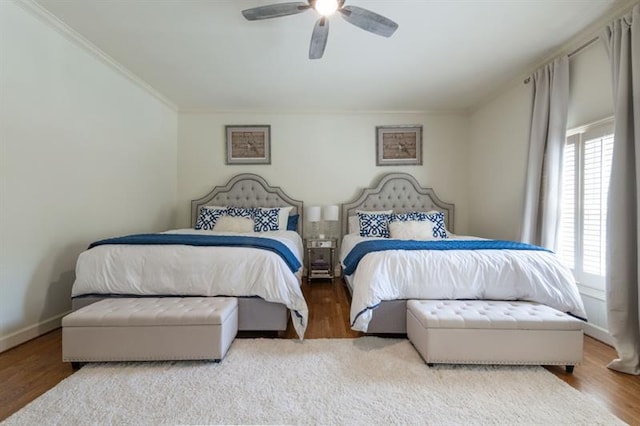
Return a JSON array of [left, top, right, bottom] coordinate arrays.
[[306, 206, 322, 222], [322, 205, 339, 221]]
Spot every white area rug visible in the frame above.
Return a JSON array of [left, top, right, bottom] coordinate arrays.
[[4, 338, 623, 425]]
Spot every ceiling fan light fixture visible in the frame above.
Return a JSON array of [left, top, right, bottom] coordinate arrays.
[[314, 0, 339, 16], [241, 1, 398, 59]]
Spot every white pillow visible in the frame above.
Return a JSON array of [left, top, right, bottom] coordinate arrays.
[[213, 216, 254, 233], [390, 210, 449, 239], [277, 206, 294, 230], [389, 220, 436, 240], [349, 210, 392, 234]]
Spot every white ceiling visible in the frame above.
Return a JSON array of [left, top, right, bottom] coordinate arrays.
[[33, 0, 629, 112]]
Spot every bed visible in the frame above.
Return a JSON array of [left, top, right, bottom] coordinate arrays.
[[339, 172, 586, 334], [71, 173, 308, 338]]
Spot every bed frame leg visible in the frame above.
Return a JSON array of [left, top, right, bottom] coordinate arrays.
[[71, 361, 83, 370], [565, 365, 574, 373]]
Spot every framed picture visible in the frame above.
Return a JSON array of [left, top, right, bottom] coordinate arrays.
[[225, 125, 271, 165], [376, 125, 422, 166]]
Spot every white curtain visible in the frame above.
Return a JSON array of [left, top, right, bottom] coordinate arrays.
[[602, 4, 640, 376], [521, 56, 570, 251]]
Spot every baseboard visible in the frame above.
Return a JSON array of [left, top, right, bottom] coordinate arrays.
[[583, 322, 615, 346], [0, 311, 70, 353]]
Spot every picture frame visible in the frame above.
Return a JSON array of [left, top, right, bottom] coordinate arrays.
[[225, 125, 271, 165], [376, 125, 423, 166]]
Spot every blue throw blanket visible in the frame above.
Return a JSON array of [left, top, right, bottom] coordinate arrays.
[[89, 234, 302, 273], [342, 239, 551, 276]]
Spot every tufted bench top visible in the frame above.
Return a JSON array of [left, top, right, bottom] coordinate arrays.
[[63, 297, 237, 327], [407, 300, 583, 331]]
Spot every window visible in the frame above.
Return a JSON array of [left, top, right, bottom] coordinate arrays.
[[558, 118, 614, 294]]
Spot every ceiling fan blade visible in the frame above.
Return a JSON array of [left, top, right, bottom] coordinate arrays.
[[242, 2, 310, 20], [339, 5, 398, 37], [309, 17, 329, 59]]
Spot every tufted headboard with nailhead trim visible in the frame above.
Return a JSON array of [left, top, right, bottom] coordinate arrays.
[[190, 174, 304, 233], [341, 173, 455, 237]]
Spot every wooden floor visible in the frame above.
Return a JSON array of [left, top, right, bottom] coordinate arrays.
[[1, 279, 639, 424]]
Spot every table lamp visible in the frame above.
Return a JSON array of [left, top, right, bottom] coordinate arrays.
[[322, 205, 339, 239], [306, 206, 322, 238]]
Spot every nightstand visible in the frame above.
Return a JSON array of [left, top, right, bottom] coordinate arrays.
[[305, 238, 337, 282]]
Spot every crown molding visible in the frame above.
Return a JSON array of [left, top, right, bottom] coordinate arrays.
[[178, 108, 465, 116], [15, 0, 178, 112]]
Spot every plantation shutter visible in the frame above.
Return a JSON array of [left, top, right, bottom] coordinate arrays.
[[558, 136, 577, 269], [582, 132, 614, 276], [558, 118, 614, 291]]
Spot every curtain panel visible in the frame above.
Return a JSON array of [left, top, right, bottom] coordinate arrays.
[[602, 4, 640, 376], [521, 56, 570, 252]]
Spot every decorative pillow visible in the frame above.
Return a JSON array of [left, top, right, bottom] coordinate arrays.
[[422, 211, 448, 239], [276, 206, 294, 229], [252, 206, 293, 232], [226, 207, 255, 218], [253, 208, 281, 232], [357, 212, 391, 238], [213, 216, 254, 233], [389, 220, 435, 240], [389, 212, 416, 222], [194, 207, 227, 230], [286, 214, 299, 231], [387, 211, 448, 239], [349, 210, 392, 234]]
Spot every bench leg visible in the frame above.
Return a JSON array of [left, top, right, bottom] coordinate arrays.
[[565, 365, 574, 373]]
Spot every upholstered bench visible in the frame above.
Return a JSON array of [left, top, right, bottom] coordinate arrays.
[[407, 300, 583, 372], [63, 297, 238, 367]]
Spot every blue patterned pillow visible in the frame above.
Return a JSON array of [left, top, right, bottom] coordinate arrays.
[[253, 208, 280, 232], [357, 212, 391, 238], [428, 212, 448, 238], [410, 212, 425, 220], [412, 211, 448, 239], [195, 207, 228, 230], [389, 211, 448, 239], [226, 207, 255, 218], [389, 213, 415, 222]]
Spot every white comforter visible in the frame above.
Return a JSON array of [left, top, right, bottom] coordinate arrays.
[[72, 229, 308, 338], [340, 234, 586, 333]]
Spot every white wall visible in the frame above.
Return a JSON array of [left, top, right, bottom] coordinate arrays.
[[178, 112, 470, 235], [567, 41, 614, 129], [468, 82, 533, 240], [0, 2, 178, 351], [468, 40, 615, 342]]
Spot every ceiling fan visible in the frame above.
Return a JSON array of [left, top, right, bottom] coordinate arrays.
[[241, 0, 398, 59]]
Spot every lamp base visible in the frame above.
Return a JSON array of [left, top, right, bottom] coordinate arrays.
[[311, 222, 320, 239]]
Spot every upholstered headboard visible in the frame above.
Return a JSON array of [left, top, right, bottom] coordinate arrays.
[[191, 174, 304, 233], [341, 173, 455, 236]]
